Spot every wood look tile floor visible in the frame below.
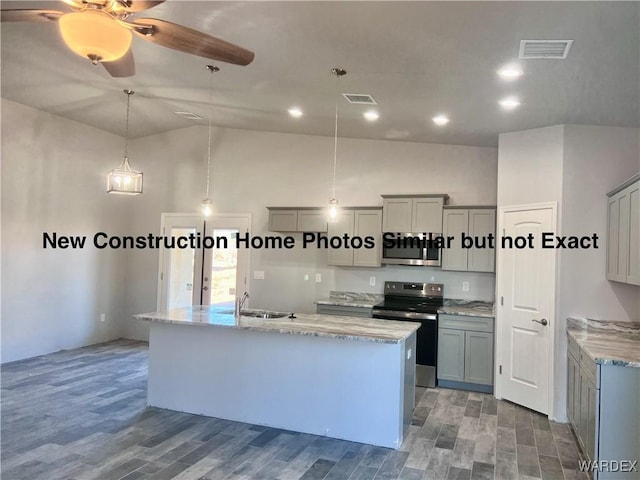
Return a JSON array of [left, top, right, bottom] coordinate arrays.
[[1, 340, 588, 480]]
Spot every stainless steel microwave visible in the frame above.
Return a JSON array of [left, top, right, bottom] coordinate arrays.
[[381, 233, 442, 267]]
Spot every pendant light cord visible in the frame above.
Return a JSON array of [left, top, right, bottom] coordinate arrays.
[[205, 67, 215, 199], [332, 97, 338, 200], [124, 90, 131, 159], [330, 68, 346, 201]]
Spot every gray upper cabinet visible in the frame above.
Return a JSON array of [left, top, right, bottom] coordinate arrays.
[[327, 210, 355, 266], [267, 207, 327, 233], [328, 208, 382, 267], [606, 174, 639, 285], [442, 207, 496, 273], [381, 194, 448, 233]]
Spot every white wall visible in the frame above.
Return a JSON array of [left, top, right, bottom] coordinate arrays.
[[559, 125, 639, 323], [555, 125, 639, 419], [496, 124, 640, 422], [1, 100, 129, 362], [123, 125, 498, 339]]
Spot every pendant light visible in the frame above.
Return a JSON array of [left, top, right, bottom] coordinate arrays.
[[328, 67, 346, 222], [201, 65, 220, 217], [107, 89, 142, 195]]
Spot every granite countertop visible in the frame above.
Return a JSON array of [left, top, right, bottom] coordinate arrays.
[[316, 291, 383, 309], [438, 299, 495, 318], [135, 306, 419, 344], [567, 317, 640, 368]]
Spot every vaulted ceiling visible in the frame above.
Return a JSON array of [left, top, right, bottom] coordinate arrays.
[[2, 1, 638, 147]]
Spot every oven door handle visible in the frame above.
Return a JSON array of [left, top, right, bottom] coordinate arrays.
[[372, 309, 437, 321]]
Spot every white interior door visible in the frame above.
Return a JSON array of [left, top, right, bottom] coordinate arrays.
[[496, 203, 556, 415], [157, 213, 250, 311]]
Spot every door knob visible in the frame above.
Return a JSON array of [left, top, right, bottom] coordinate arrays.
[[532, 318, 548, 326], [203, 286, 209, 291]]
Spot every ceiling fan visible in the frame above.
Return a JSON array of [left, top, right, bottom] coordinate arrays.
[[1, 0, 254, 77]]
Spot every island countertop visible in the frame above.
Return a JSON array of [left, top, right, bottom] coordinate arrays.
[[135, 306, 419, 344], [567, 317, 640, 368]]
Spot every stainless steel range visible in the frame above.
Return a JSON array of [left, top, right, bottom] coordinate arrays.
[[372, 281, 443, 388]]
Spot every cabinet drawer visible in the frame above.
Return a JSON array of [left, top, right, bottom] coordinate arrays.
[[439, 314, 494, 333], [579, 350, 598, 388], [567, 334, 580, 360]]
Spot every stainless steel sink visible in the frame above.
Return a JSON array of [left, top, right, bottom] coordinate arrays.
[[240, 310, 289, 319]]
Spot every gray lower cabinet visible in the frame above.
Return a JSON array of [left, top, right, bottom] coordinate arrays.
[[567, 334, 640, 479], [316, 304, 373, 318], [437, 314, 494, 393]]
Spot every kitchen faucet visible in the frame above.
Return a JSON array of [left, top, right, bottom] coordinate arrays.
[[235, 291, 249, 316]]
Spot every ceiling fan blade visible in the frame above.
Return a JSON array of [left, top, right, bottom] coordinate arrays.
[[0, 9, 63, 22], [131, 18, 254, 66], [102, 49, 135, 77], [123, 1, 165, 13]]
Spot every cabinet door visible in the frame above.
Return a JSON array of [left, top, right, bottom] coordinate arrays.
[[567, 352, 580, 430], [467, 209, 496, 273], [297, 210, 328, 232], [382, 198, 412, 232], [441, 209, 468, 271], [268, 210, 298, 232], [412, 197, 444, 232], [607, 190, 630, 282], [627, 182, 639, 285], [353, 210, 382, 267], [464, 331, 493, 385], [584, 377, 597, 462], [437, 328, 465, 382], [327, 210, 354, 266]]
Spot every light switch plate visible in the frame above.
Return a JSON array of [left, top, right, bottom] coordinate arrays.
[[315, 273, 322, 283], [254, 271, 265, 280]]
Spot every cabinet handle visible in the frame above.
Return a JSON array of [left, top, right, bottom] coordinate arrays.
[[532, 318, 548, 326]]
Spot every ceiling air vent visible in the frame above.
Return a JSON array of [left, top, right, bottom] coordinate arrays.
[[175, 111, 203, 120], [342, 93, 377, 105], [519, 40, 573, 59]]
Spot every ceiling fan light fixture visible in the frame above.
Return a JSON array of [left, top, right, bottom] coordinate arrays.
[[59, 10, 132, 63]]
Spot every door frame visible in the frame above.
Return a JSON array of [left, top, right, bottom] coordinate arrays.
[[494, 201, 557, 420], [156, 212, 252, 311]]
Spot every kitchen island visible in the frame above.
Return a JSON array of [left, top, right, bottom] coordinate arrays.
[[135, 306, 419, 449]]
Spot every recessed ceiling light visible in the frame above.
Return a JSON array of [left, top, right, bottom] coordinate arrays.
[[499, 96, 521, 110], [288, 107, 303, 118], [497, 64, 523, 81], [432, 114, 450, 126], [363, 110, 379, 121]]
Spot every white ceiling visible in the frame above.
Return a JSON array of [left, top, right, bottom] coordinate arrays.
[[2, 1, 638, 147]]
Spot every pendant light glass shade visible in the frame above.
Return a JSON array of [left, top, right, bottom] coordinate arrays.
[[328, 198, 339, 221], [108, 90, 142, 195], [59, 10, 132, 63], [201, 198, 213, 217], [107, 157, 143, 194]]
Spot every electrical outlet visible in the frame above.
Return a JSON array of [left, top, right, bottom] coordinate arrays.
[[315, 273, 322, 283], [99, 313, 106, 323], [369, 276, 376, 286], [462, 281, 470, 292]]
